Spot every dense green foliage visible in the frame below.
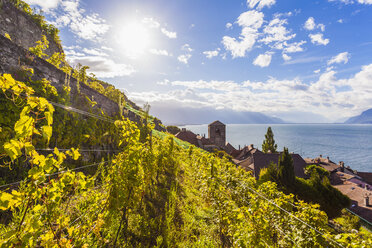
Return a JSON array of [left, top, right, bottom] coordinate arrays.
[[166, 125, 181, 135], [259, 155, 351, 218], [0, 71, 120, 186], [0, 74, 371, 247], [262, 126, 277, 153]]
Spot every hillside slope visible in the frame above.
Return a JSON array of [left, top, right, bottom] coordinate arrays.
[[0, 77, 370, 246], [0, 1, 371, 246]]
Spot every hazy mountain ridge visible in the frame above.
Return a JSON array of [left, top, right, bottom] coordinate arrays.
[[152, 107, 286, 125], [344, 108, 372, 124]]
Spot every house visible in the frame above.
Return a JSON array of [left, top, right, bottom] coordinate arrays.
[[306, 155, 372, 223], [331, 171, 372, 223], [175, 121, 236, 153], [356, 172, 372, 185], [175, 129, 200, 147], [208, 120, 226, 148], [232, 145, 307, 179], [304, 155, 342, 173]]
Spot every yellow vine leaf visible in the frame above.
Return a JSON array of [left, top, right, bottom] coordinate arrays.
[[41, 125, 52, 143], [4, 139, 23, 161]]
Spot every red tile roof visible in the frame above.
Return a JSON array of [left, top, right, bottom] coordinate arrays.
[[357, 172, 372, 185], [175, 130, 199, 146], [305, 157, 341, 173], [333, 182, 372, 223], [224, 142, 236, 155]]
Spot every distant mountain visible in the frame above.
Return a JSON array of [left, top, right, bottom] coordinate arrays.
[[345, 109, 372, 124], [148, 104, 285, 125]]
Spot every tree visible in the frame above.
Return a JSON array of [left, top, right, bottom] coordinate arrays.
[[258, 162, 278, 184], [277, 147, 295, 187], [166, 125, 181, 135], [262, 127, 277, 153]]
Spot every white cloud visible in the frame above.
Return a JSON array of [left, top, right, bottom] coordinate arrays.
[[318, 24, 325, 32], [260, 18, 296, 44], [274, 12, 293, 18], [309, 33, 330, 45], [142, 17, 177, 39], [46, 0, 110, 41], [70, 14, 110, 40], [327, 52, 350, 65], [128, 64, 372, 121], [182, 44, 193, 52], [203, 49, 220, 59], [64, 49, 85, 57], [253, 52, 273, 67], [226, 22, 233, 29], [25, 0, 61, 11], [304, 17, 325, 31], [277, 40, 307, 53], [304, 17, 316, 30], [284, 55, 326, 65], [314, 69, 321, 73], [142, 17, 160, 28], [247, 0, 276, 9], [101, 46, 114, 52], [222, 33, 258, 58], [222, 9, 306, 58], [171, 80, 240, 91], [161, 28, 177, 39], [178, 54, 192, 64], [329, 0, 372, 4], [149, 49, 171, 56], [282, 53, 291, 61], [237, 10, 264, 29], [67, 54, 135, 78], [157, 79, 170, 85], [358, 0, 372, 4], [82, 48, 108, 57], [222, 10, 264, 58], [337, 19, 344, 23]]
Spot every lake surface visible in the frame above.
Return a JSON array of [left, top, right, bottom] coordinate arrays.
[[183, 124, 372, 172]]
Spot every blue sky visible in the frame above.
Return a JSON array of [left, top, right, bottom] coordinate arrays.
[[25, 0, 372, 123]]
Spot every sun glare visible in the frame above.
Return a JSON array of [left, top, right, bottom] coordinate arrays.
[[116, 21, 150, 58]]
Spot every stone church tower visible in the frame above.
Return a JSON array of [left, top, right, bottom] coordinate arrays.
[[208, 120, 226, 148]]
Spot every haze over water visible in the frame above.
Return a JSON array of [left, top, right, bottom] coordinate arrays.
[[183, 124, 372, 173]]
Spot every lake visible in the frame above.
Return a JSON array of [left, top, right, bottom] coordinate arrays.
[[182, 124, 372, 172]]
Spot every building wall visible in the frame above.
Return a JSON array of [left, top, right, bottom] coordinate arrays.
[[208, 123, 226, 148]]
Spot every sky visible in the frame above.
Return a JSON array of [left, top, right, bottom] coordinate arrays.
[[25, 0, 372, 124]]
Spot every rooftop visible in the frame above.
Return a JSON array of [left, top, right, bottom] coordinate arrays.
[[209, 120, 225, 126], [332, 182, 372, 223]]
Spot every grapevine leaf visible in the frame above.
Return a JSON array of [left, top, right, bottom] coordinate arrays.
[[45, 111, 53, 125], [0, 192, 13, 210], [41, 125, 52, 143], [4, 139, 23, 161], [14, 115, 34, 137], [66, 148, 80, 160], [24, 142, 35, 155]]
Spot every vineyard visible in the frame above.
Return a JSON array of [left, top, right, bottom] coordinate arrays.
[[0, 74, 371, 247]]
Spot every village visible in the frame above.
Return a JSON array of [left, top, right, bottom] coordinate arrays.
[[175, 120, 372, 225]]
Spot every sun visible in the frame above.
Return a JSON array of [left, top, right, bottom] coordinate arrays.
[[115, 21, 150, 58]]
